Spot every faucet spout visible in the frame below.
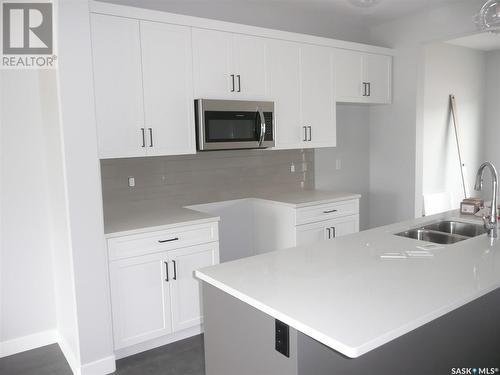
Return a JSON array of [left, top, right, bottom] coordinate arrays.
[[474, 162, 498, 238]]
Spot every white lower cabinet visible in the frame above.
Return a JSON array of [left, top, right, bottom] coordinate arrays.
[[296, 215, 359, 246], [169, 244, 218, 332], [109, 252, 173, 349], [108, 224, 219, 351]]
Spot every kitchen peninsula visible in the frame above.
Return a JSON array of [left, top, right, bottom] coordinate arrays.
[[196, 211, 500, 375]]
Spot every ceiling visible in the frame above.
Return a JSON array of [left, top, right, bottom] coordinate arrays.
[[447, 31, 500, 51], [100, 0, 459, 27]]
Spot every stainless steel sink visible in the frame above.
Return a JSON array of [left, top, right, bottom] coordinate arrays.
[[395, 220, 485, 245], [422, 220, 486, 237]]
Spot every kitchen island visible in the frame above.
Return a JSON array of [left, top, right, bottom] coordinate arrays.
[[195, 211, 500, 375]]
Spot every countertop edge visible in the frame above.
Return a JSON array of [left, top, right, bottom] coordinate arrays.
[[194, 269, 500, 358], [258, 193, 362, 208], [105, 216, 220, 239]]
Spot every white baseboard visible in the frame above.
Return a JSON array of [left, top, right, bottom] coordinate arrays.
[[80, 354, 116, 375], [59, 338, 116, 375], [58, 338, 80, 374], [114, 325, 202, 360], [0, 330, 58, 358]]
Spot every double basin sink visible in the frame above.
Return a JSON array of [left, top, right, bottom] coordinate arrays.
[[396, 220, 486, 245]]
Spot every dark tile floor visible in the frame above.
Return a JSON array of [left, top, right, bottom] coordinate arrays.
[[0, 335, 205, 375]]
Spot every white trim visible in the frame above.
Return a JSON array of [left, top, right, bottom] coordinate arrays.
[[80, 354, 116, 375], [0, 330, 58, 358], [59, 339, 116, 375], [114, 325, 202, 360], [89, 1, 394, 56], [58, 338, 80, 375]]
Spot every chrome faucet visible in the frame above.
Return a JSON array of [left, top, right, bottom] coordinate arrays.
[[474, 162, 498, 238]]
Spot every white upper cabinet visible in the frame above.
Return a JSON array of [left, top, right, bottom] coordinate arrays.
[[91, 15, 196, 159], [268, 41, 335, 149], [140, 21, 196, 156], [300, 44, 336, 148], [91, 14, 146, 158], [334, 49, 392, 104], [363, 53, 392, 104], [232, 34, 268, 99], [192, 28, 268, 99], [90, 6, 393, 158], [266, 40, 302, 149], [334, 49, 364, 102], [192, 29, 233, 99]]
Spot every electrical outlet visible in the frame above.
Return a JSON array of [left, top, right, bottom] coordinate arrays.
[[128, 176, 135, 188], [290, 163, 295, 173], [335, 159, 342, 170], [275, 320, 290, 357]]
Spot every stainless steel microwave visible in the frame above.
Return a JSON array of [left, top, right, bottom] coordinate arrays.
[[195, 99, 275, 151]]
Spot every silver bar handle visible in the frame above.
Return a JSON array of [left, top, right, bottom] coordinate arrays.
[[323, 209, 338, 214], [326, 227, 331, 239], [258, 107, 266, 147], [173, 260, 177, 280], [331, 227, 336, 239], [230, 74, 235, 92], [237, 75, 241, 92], [308, 126, 312, 142], [148, 128, 153, 147], [303, 126, 307, 142], [362, 82, 367, 97], [164, 261, 169, 282], [141, 128, 146, 148], [367, 82, 371, 97]]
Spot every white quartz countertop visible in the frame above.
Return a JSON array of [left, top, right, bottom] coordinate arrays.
[[195, 211, 500, 358], [103, 201, 219, 238], [103, 190, 359, 237], [254, 190, 361, 208]]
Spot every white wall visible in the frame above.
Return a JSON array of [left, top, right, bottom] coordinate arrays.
[[98, 0, 370, 44], [315, 104, 371, 230], [38, 69, 81, 368], [422, 43, 485, 211], [368, 0, 484, 226], [483, 50, 500, 170], [0, 71, 58, 355]]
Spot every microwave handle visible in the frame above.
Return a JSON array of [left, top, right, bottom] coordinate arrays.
[[258, 107, 266, 147]]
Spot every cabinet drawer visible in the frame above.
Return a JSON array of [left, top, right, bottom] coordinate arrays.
[[108, 222, 219, 261], [296, 199, 359, 225]]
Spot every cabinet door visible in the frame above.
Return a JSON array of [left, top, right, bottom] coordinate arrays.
[[300, 45, 336, 148], [109, 252, 172, 349], [192, 28, 234, 98], [296, 222, 329, 246], [363, 53, 392, 104], [169, 243, 219, 332], [233, 34, 268, 99], [333, 49, 364, 103], [140, 21, 196, 156], [91, 14, 146, 159], [296, 215, 359, 246], [267, 40, 303, 149]]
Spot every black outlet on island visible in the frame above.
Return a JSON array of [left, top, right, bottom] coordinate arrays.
[[275, 319, 290, 358]]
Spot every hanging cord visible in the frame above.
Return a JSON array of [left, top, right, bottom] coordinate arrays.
[[449, 94, 469, 199]]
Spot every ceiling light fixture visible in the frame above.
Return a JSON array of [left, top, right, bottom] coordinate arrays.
[[347, 0, 382, 8], [475, 0, 500, 32]]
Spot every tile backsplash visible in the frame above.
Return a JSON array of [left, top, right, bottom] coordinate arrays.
[[100, 149, 314, 207]]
